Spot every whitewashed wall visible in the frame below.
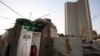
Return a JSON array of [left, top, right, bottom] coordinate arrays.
[[16, 30, 32, 56]]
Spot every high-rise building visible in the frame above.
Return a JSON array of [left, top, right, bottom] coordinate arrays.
[[65, 0, 93, 40]]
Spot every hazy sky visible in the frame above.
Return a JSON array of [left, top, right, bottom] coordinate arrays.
[[89, 0, 100, 34], [0, 0, 100, 35]]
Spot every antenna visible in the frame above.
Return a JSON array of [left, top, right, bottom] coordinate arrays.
[[30, 12, 32, 20]]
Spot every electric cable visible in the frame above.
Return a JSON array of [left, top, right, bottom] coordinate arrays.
[[0, 16, 15, 21], [0, 1, 25, 18]]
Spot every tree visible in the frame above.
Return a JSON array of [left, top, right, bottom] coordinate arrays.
[[58, 33, 65, 37], [92, 30, 97, 36]]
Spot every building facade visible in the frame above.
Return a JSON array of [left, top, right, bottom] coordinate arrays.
[[65, 0, 93, 40]]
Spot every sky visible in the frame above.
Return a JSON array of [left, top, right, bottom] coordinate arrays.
[[89, 0, 100, 34], [0, 0, 100, 35]]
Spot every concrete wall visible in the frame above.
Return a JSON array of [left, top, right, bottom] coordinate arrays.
[[53, 37, 67, 56], [0, 36, 2, 53], [39, 19, 57, 56], [50, 25, 58, 37], [53, 37, 83, 56], [31, 32, 41, 56], [65, 0, 93, 39], [8, 23, 22, 56]]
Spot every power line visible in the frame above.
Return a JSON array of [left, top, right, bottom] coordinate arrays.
[[0, 1, 25, 18], [39, 14, 50, 18], [0, 16, 15, 24], [93, 13, 100, 20], [0, 16, 15, 21], [37, 14, 50, 19]]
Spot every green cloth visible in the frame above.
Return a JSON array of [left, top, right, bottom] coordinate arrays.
[[16, 18, 46, 32]]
